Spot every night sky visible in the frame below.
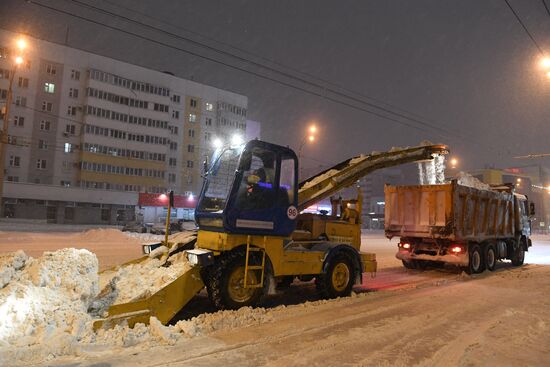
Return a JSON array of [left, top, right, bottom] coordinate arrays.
[[1, 0, 549, 174]]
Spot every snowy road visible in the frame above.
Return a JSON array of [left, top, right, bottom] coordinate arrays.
[[41, 232, 550, 367]]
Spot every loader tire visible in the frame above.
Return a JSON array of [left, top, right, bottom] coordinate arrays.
[[316, 252, 355, 299], [466, 244, 485, 274], [204, 249, 263, 310], [402, 260, 416, 269]]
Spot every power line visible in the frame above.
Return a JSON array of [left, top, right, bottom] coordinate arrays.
[[542, 0, 550, 19], [69, 0, 461, 137], [504, 0, 545, 55], [26, 0, 457, 139], [98, 0, 442, 126]]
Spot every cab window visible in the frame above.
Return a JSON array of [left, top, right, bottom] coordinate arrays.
[[279, 156, 295, 206], [235, 147, 276, 210]]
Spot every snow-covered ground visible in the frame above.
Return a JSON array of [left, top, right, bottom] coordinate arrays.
[[1, 229, 549, 366]]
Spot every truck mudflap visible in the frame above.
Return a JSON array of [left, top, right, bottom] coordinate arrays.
[[396, 249, 468, 266], [359, 252, 377, 273], [93, 265, 204, 330]]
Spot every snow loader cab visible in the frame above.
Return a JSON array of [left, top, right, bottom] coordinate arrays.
[[195, 139, 298, 237]]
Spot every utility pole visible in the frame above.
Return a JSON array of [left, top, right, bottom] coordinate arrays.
[[0, 39, 26, 217]]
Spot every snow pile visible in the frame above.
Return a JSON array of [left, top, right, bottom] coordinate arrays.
[[0, 250, 28, 288], [0, 249, 99, 364], [174, 306, 274, 337], [456, 172, 491, 190]]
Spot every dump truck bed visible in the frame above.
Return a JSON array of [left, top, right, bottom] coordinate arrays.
[[384, 181, 516, 242]]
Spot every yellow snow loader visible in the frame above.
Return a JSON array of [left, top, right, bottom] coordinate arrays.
[[93, 141, 449, 330]]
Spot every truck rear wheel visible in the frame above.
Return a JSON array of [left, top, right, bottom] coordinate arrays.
[[485, 244, 496, 271], [511, 245, 525, 266], [317, 252, 356, 299], [204, 250, 263, 310], [467, 244, 485, 274]]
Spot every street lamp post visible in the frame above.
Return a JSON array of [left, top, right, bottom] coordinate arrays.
[[0, 40, 25, 217]]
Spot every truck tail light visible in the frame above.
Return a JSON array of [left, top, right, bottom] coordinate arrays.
[[399, 242, 411, 250], [450, 245, 463, 254]]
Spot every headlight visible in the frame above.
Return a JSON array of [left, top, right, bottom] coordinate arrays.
[[186, 249, 214, 266], [188, 252, 199, 265]]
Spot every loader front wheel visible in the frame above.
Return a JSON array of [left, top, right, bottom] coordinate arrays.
[[317, 252, 355, 299], [205, 250, 263, 310]]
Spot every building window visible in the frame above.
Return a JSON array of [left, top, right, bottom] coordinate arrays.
[[101, 209, 110, 221], [188, 129, 195, 138], [16, 96, 27, 107], [18, 77, 29, 88], [186, 160, 194, 168], [44, 82, 55, 93], [9, 155, 20, 167], [204, 132, 211, 141], [169, 158, 177, 166], [13, 116, 24, 127], [36, 159, 47, 170], [187, 145, 194, 153], [64, 207, 75, 220], [38, 139, 48, 150], [190, 98, 197, 108], [64, 143, 74, 153], [168, 173, 176, 183], [70, 69, 80, 80], [205, 117, 212, 126], [205, 102, 213, 111], [7, 176, 19, 182], [69, 88, 79, 98], [172, 110, 179, 119], [189, 113, 197, 122], [41, 101, 53, 112], [46, 64, 56, 75], [40, 120, 51, 131], [172, 94, 181, 103], [169, 142, 177, 150], [67, 106, 77, 116], [65, 124, 76, 135], [60, 180, 71, 187], [0, 68, 9, 79]]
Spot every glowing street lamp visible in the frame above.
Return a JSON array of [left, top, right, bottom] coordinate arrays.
[[16, 38, 26, 50], [212, 138, 223, 149], [231, 134, 243, 146], [449, 157, 458, 169], [14, 56, 23, 65]]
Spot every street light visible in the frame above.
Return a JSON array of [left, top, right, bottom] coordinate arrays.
[[449, 157, 458, 169], [212, 138, 223, 149], [541, 57, 550, 69], [16, 39, 26, 51], [0, 36, 27, 216]]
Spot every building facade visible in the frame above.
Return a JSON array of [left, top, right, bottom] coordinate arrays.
[[0, 30, 254, 223]]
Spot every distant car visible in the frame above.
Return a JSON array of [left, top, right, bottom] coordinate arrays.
[[121, 222, 148, 233]]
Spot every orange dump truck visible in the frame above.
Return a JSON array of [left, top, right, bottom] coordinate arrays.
[[384, 180, 534, 274]]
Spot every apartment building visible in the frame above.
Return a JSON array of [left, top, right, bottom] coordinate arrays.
[[0, 29, 252, 223]]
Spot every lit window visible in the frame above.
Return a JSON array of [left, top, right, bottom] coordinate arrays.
[[64, 143, 74, 153], [189, 113, 196, 122], [205, 102, 213, 111], [44, 82, 55, 93]]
